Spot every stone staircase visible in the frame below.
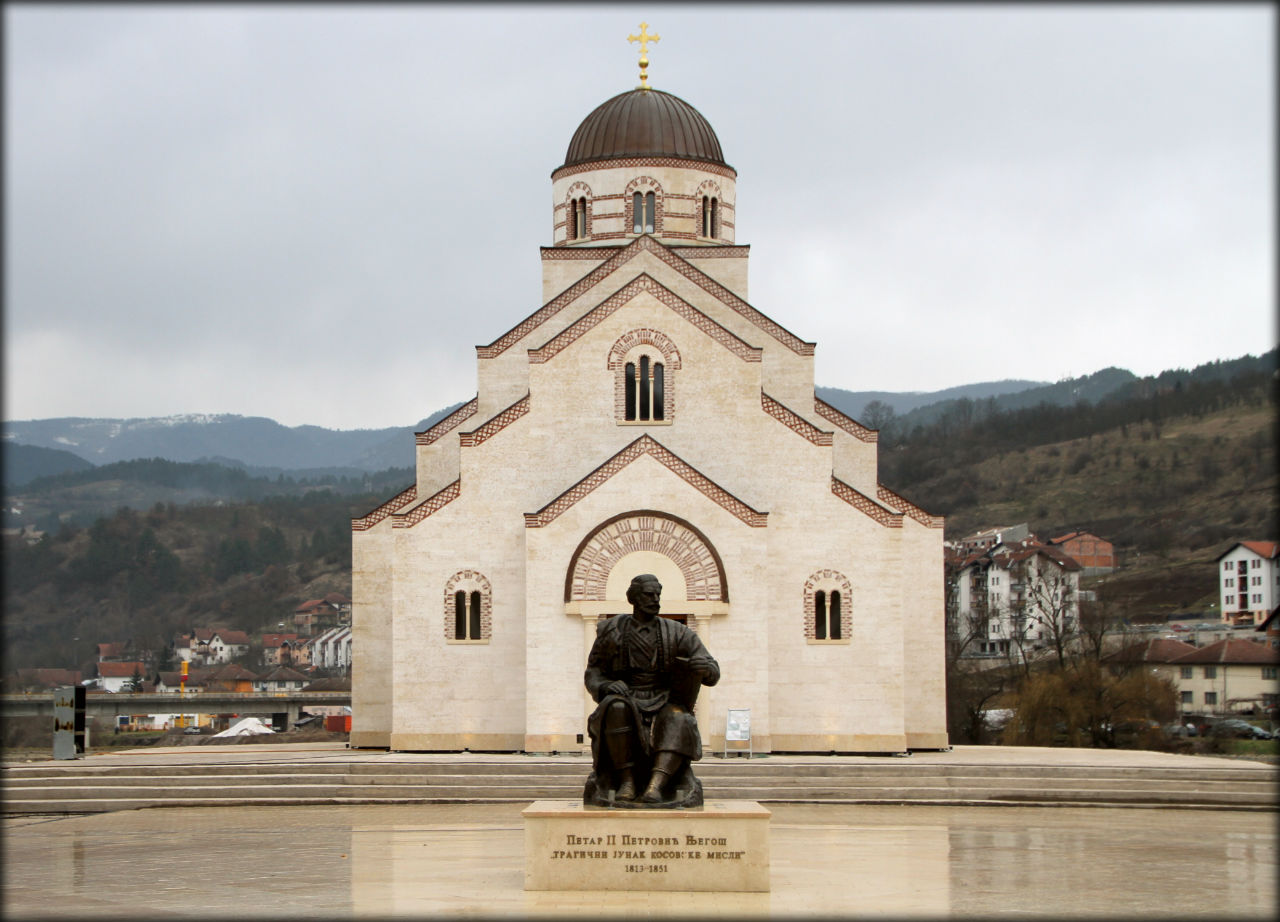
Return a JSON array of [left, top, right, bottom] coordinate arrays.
[[3, 754, 1276, 814]]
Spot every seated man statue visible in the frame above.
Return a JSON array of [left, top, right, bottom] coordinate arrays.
[[583, 573, 720, 808]]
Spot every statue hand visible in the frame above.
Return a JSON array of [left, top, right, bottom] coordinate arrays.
[[603, 680, 630, 697]]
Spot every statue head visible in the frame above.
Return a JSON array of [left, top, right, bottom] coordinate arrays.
[[626, 574, 662, 618]]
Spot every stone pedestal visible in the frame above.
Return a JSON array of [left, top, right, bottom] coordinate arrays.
[[523, 799, 770, 892]]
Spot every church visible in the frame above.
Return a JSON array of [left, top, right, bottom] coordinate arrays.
[[350, 42, 948, 754]]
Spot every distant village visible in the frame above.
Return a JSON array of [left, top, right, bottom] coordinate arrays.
[[4, 593, 353, 729], [945, 527, 1279, 719]]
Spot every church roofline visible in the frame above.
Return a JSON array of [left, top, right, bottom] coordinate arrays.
[[527, 273, 761, 366], [814, 397, 878, 443], [876, 483, 945, 529], [761, 393, 833, 446], [480, 235, 814, 361], [524, 434, 768, 529], [831, 477, 904, 528], [415, 397, 478, 446], [352, 483, 417, 532]]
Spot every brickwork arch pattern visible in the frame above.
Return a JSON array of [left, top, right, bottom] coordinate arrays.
[[623, 176, 664, 236], [443, 570, 492, 641], [566, 511, 726, 603], [803, 569, 853, 642]]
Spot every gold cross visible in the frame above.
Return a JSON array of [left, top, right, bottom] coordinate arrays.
[[628, 22, 660, 89]]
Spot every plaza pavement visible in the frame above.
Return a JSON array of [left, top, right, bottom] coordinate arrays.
[[2, 743, 1276, 919]]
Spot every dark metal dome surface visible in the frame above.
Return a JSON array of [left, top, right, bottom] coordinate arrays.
[[560, 88, 727, 171]]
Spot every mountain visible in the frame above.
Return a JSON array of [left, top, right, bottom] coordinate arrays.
[[3, 444, 95, 489], [2, 404, 466, 478], [816, 379, 1048, 420]]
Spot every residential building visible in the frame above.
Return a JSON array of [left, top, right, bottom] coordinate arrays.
[[206, 630, 250, 664], [311, 626, 352, 672], [1217, 541, 1279, 626], [1256, 607, 1280, 650], [948, 538, 1082, 661], [261, 633, 301, 666], [202, 664, 257, 693], [95, 661, 147, 692], [955, 523, 1030, 557], [254, 666, 310, 693], [1049, 531, 1115, 575], [1171, 639, 1280, 715]]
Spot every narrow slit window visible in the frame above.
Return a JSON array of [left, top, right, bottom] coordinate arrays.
[[625, 363, 637, 420], [638, 355, 651, 420], [469, 590, 482, 641], [575, 198, 586, 239], [633, 192, 643, 233], [830, 591, 842, 640], [815, 590, 828, 641], [652, 363, 664, 420], [644, 192, 655, 233], [454, 591, 467, 640], [710, 198, 718, 237], [702, 196, 711, 236]]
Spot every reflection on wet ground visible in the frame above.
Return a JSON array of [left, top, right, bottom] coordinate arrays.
[[3, 803, 1275, 918]]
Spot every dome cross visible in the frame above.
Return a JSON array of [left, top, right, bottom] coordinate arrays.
[[627, 22, 660, 90]]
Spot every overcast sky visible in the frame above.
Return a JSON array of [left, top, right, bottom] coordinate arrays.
[[5, 4, 1274, 430]]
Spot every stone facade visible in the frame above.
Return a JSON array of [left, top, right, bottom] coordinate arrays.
[[351, 86, 948, 754]]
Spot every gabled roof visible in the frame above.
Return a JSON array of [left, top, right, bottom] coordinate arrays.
[[97, 661, 145, 678], [1171, 638, 1280, 665], [484, 235, 814, 361], [1216, 541, 1280, 561], [523, 434, 768, 529], [96, 642, 127, 658], [323, 592, 351, 605], [302, 677, 351, 692], [213, 630, 249, 645], [527, 273, 762, 367], [206, 664, 259, 681], [1106, 638, 1199, 664], [261, 633, 299, 647], [258, 666, 310, 683]]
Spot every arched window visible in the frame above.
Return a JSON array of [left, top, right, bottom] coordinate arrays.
[[633, 191, 656, 234], [611, 330, 679, 425], [444, 571, 491, 643], [624, 356, 664, 421], [574, 197, 587, 240], [805, 570, 852, 644], [701, 195, 719, 238]]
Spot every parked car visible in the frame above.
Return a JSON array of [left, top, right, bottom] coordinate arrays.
[[1208, 719, 1272, 740], [1163, 722, 1198, 738]]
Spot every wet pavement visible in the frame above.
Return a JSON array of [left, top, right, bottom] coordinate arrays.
[[3, 801, 1275, 919]]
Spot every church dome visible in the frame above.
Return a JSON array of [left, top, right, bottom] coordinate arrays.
[[560, 88, 728, 171]]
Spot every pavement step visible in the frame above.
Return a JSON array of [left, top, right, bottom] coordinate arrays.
[[5, 770, 1273, 797]]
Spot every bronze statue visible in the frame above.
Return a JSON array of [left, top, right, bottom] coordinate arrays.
[[583, 574, 720, 808]]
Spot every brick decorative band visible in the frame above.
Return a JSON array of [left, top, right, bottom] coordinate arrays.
[[831, 477, 903, 528], [459, 394, 529, 447], [540, 246, 619, 261], [526, 434, 768, 529], [393, 480, 461, 529], [416, 398, 479, 446], [877, 484, 945, 528], [352, 483, 417, 532], [671, 246, 751, 259], [552, 157, 737, 182], [488, 236, 812, 359], [815, 397, 878, 443], [528, 274, 761, 366], [761, 393, 833, 445]]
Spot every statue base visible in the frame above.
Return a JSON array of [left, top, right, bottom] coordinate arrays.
[[522, 799, 771, 892]]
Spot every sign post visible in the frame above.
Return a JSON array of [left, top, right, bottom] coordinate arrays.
[[723, 707, 751, 759]]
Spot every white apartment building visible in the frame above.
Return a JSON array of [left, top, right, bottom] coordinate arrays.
[[950, 540, 1082, 659], [1217, 541, 1279, 626]]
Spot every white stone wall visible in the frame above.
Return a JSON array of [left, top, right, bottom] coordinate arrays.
[[352, 164, 947, 754]]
